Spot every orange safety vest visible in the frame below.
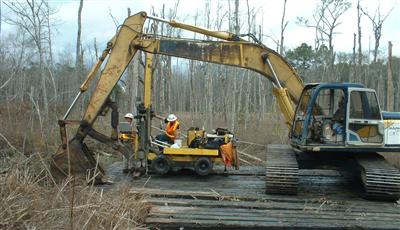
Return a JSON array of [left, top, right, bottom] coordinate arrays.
[[165, 121, 180, 140]]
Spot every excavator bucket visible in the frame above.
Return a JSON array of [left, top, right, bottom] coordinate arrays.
[[50, 139, 105, 183]]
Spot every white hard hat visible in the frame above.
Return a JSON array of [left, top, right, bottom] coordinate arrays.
[[167, 114, 177, 122], [124, 113, 134, 119]]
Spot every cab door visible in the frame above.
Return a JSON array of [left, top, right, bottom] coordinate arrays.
[[290, 87, 313, 144], [346, 88, 384, 146]]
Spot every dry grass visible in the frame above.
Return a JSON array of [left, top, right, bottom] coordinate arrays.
[[0, 102, 150, 229], [0, 157, 149, 230]]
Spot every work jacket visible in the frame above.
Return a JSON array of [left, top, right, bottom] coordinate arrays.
[[165, 121, 180, 140]]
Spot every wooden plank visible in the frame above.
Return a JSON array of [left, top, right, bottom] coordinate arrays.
[[147, 213, 398, 228], [149, 205, 400, 220], [145, 217, 391, 230], [147, 204, 400, 229], [144, 198, 400, 215], [236, 140, 266, 147], [131, 186, 367, 205], [237, 150, 264, 163], [107, 161, 400, 229], [130, 187, 310, 203], [212, 165, 265, 175]]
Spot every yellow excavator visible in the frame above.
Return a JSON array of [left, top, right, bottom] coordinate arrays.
[[51, 11, 400, 200]]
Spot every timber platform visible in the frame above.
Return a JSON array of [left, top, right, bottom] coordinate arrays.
[[107, 162, 400, 229]]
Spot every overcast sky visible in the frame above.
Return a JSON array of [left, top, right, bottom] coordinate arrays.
[[2, 0, 399, 58]]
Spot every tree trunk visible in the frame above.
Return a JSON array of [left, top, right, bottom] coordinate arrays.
[[159, 5, 166, 112], [280, 0, 288, 55], [373, 38, 379, 63], [76, 0, 84, 68], [93, 38, 98, 59], [167, 56, 172, 112], [386, 41, 393, 111], [357, 0, 362, 66], [0, 1, 2, 36], [234, 0, 239, 35], [205, 1, 212, 128], [46, 4, 54, 67], [38, 39, 48, 117], [230, 0, 240, 132], [397, 58, 400, 111], [76, 0, 84, 114], [352, 33, 356, 82]]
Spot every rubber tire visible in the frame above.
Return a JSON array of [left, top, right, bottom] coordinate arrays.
[[194, 157, 213, 176], [152, 155, 170, 175]]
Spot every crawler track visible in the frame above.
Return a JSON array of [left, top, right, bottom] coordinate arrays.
[[265, 145, 299, 194], [356, 153, 400, 200]]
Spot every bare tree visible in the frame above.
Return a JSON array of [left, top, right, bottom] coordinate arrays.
[[44, 1, 54, 66], [166, 1, 179, 113], [204, 0, 213, 128], [0, 0, 2, 37], [397, 59, 400, 111], [76, 0, 84, 68], [3, 0, 56, 116], [234, 0, 239, 35], [361, 5, 393, 63], [230, 0, 240, 131], [352, 33, 356, 81], [357, 0, 362, 66], [298, 0, 351, 79], [279, 0, 288, 55], [386, 41, 393, 111]]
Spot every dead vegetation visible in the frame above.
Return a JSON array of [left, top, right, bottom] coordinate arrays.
[[0, 103, 149, 229], [0, 150, 149, 230]]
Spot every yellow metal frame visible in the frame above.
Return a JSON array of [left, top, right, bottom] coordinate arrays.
[[147, 152, 157, 161], [273, 87, 295, 128], [169, 155, 223, 163], [163, 147, 219, 156], [144, 53, 153, 108]]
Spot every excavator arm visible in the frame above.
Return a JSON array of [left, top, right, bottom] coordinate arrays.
[[51, 11, 304, 181], [135, 38, 302, 125]]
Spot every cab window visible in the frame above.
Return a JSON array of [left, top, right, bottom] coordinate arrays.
[[349, 91, 381, 120], [313, 89, 345, 117]]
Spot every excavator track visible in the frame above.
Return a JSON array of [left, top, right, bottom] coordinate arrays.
[[265, 145, 299, 195], [355, 153, 400, 201]]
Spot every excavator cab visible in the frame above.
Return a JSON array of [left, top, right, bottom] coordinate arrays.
[[290, 83, 385, 152], [271, 83, 400, 200]]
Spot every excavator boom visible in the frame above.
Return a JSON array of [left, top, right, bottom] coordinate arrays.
[[51, 11, 304, 181]]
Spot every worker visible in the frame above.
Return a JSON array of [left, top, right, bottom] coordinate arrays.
[[121, 113, 135, 173], [124, 113, 134, 125], [332, 96, 345, 135], [156, 114, 180, 145]]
